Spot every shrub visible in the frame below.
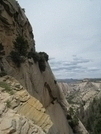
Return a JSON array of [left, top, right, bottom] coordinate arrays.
[[38, 57, 46, 72], [13, 36, 29, 56], [10, 35, 28, 67], [28, 51, 49, 62], [28, 51, 33, 59], [32, 52, 40, 63], [67, 107, 79, 131], [38, 53, 47, 72], [39, 52, 49, 61], [28, 51, 48, 72], [28, 51, 40, 63], [38, 52, 49, 72], [10, 51, 25, 67]]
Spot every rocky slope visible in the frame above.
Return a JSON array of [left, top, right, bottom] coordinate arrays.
[[66, 80, 101, 109], [59, 80, 101, 134], [0, 0, 89, 134], [79, 91, 101, 134], [0, 76, 51, 134]]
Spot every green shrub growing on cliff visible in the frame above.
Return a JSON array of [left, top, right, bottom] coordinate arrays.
[[28, 50, 49, 72], [10, 35, 49, 71], [28, 51, 40, 63], [10, 51, 24, 67], [13, 36, 29, 56], [67, 107, 79, 133], [39, 52, 49, 62], [38, 56, 46, 72], [10, 36, 28, 67], [38, 52, 49, 72]]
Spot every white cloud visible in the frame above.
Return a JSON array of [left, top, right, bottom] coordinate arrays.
[[18, 0, 101, 79]]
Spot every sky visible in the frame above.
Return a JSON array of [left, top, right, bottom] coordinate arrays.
[[18, 0, 101, 79]]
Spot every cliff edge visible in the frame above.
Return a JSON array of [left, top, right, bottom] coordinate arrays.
[[0, 0, 88, 134]]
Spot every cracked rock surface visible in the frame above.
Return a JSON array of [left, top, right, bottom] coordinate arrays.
[[0, 76, 52, 134]]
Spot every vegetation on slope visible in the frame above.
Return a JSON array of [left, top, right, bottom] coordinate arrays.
[[28, 51, 49, 72], [0, 81, 13, 94], [79, 97, 101, 134], [67, 107, 79, 133], [10, 36, 28, 67], [10, 35, 49, 72]]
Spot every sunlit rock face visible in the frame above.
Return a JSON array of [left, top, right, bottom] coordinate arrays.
[[0, 0, 89, 134]]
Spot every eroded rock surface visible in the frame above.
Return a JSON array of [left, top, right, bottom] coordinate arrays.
[[0, 76, 48, 134]]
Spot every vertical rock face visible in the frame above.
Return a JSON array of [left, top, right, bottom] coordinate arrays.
[[0, 0, 88, 134], [0, 0, 35, 56]]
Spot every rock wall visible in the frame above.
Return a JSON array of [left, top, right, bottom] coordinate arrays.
[[0, 0, 73, 133], [0, 0, 35, 56]]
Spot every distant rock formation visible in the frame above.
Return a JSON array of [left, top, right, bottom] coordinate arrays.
[[65, 81, 101, 109], [60, 80, 101, 134]]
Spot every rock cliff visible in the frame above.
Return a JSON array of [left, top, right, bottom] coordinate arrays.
[[0, 0, 88, 134]]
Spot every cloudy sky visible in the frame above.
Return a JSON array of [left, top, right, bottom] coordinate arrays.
[[18, 0, 101, 79]]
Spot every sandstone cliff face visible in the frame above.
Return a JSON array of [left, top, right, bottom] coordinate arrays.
[[0, 0, 73, 133], [0, 0, 88, 134]]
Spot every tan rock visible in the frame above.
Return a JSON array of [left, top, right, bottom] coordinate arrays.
[[0, 103, 6, 116], [1, 118, 13, 130]]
